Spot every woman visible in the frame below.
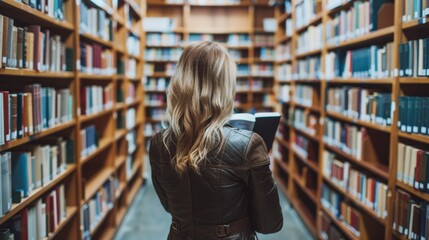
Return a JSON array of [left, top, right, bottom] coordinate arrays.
[[149, 41, 283, 240]]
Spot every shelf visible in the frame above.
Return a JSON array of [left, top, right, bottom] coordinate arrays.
[[0, 0, 74, 31], [326, 0, 355, 15], [253, 58, 275, 63], [0, 69, 74, 78], [327, 78, 393, 84], [292, 175, 318, 203], [276, 58, 292, 64], [289, 195, 318, 237], [0, 120, 76, 153], [115, 129, 127, 140], [84, 167, 115, 202], [399, 77, 429, 84], [326, 111, 392, 133], [293, 126, 319, 142], [89, 206, 113, 237], [188, 29, 251, 34], [115, 103, 126, 110], [115, 207, 127, 227], [80, 138, 114, 164], [189, 2, 250, 7], [79, 73, 115, 80], [128, 160, 142, 183], [84, 0, 114, 15], [295, 49, 322, 58], [402, 17, 429, 30], [294, 79, 322, 84], [292, 147, 319, 173], [295, 13, 323, 33], [115, 182, 127, 200], [397, 181, 429, 203], [115, 155, 127, 169], [0, 165, 75, 226], [323, 175, 387, 225], [146, 1, 185, 5], [250, 88, 273, 93], [278, 12, 292, 23], [126, 176, 143, 204], [126, 99, 141, 108], [125, 0, 142, 18], [144, 27, 185, 33], [277, 35, 292, 44], [293, 103, 321, 113], [79, 108, 114, 123], [398, 131, 429, 144], [321, 206, 358, 240], [276, 136, 290, 149], [144, 89, 167, 93], [97, 227, 116, 240], [145, 59, 177, 63], [326, 26, 394, 50], [324, 143, 389, 180], [274, 157, 290, 174], [145, 44, 184, 48], [80, 33, 114, 48], [145, 73, 173, 78], [45, 206, 78, 240]]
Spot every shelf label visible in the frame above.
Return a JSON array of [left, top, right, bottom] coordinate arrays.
[[77, 60, 81, 71], [393, 69, 399, 77]]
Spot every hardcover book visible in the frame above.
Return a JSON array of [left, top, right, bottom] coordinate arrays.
[[229, 112, 281, 151]]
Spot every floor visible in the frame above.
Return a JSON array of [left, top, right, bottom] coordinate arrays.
[[114, 163, 313, 240]]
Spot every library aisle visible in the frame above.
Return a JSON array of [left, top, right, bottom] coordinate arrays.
[[114, 164, 313, 240]]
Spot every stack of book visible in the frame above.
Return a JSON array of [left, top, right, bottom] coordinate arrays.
[[79, 2, 113, 42], [188, 34, 214, 42], [293, 109, 317, 136], [127, 34, 141, 57], [278, 85, 291, 103], [325, 43, 395, 80], [397, 143, 429, 191], [402, 0, 429, 22], [341, 202, 364, 237], [251, 64, 274, 76], [0, 16, 74, 71], [79, 42, 114, 75], [254, 35, 274, 47], [398, 96, 429, 135], [276, 63, 293, 82], [323, 118, 364, 159], [295, 0, 320, 29], [326, 87, 392, 126], [80, 85, 113, 116], [321, 184, 342, 217], [276, 42, 291, 62], [226, 34, 250, 46], [80, 125, 99, 158]]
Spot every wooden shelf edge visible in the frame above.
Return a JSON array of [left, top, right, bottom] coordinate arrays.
[[79, 108, 114, 123], [398, 131, 429, 144], [397, 181, 429, 202], [80, 33, 114, 48], [325, 111, 392, 133], [321, 206, 358, 240], [46, 206, 78, 240], [0, 69, 75, 78], [0, 120, 76, 152], [0, 165, 75, 226], [326, 26, 394, 50], [80, 138, 114, 164], [327, 78, 393, 84], [84, 167, 115, 202]]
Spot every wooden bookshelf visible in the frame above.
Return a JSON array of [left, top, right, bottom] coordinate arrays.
[[0, 0, 145, 238], [273, 0, 429, 239]]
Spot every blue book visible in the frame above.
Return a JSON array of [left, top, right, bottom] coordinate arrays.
[[41, 88, 46, 129], [11, 152, 30, 198], [46, 88, 51, 129]]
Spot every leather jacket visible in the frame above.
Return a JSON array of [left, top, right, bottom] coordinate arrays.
[[149, 126, 283, 240]]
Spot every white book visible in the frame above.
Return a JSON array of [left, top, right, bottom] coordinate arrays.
[[51, 191, 58, 229], [409, 147, 418, 187], [56, 93, 61, 125], [34, 146, 42, 188], [397, 143, 405, 182], [42, 145, 50, 186], [418, 39, 424, 76], [36, 200, 47, 239], [28, 206, 37, 240], [403, 146, 412, 185], [59, 184, 66, 221], [51, 146, 58, 180], [0, 154, 2, 216]]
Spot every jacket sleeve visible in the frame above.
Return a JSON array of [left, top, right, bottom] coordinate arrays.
[[246, 133, 283, 234], [149, 134, 170, 213]]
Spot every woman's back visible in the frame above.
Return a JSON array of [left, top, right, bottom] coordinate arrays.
[[150, 126, 283, 239]]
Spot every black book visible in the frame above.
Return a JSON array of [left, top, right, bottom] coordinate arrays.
[[66, 138, 75, 164], [229, 112, 281, 151], [65, 47, 74, 72]]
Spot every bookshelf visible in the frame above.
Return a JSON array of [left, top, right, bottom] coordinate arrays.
[[143, 0, 277, 157], [273, 0, 429, 239], [0, 0, 145, 238]]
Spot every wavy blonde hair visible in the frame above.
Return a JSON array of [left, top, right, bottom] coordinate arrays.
[[163, 41, 237, 174]]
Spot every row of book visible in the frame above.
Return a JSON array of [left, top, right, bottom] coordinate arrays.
[[1, 184, 67, 240], [296, 24, 323, 54], [79, 42, 115, 75], [145, 94, 165, 106], [0, 138, 74, 217], [254, 35, 274, 47], [258, 48, 275, 60], [79, 125, 99, 158], [323, 118, 365, 159], [325, 42, 395, 80], [397, 143, 429, 192], [400, 39, 429, 77], [319, 211, 346, 240], [144, 63, 176, 76], [145, 48, 182, 61], [325, 87, 392, 126], [293, 85, 314, 107], [295, 0, 320, 29], [398, 96, 429, 136], [292, 134, 311, 160], [147, 109, 166, 121], [402, 0, 429, 22], [146, 33, 183, 47], [125, 108, 137, 130], [1, 16, 74, 71], [278, 85, 291, 103], [116, 82, 136, 104], [143, 77, 169, 91], [80, 85, 113, 116], [276, 63, 292, 82], [237, 64, 250, 76], [393, 190, 429, 239], [143, 17, 177, 32], [293, 109, 317, 136], [226, 34, 250, 47], [125, 58, 137, 79], [322, 151, 389, 219], [81, 177, 115, 239], [79, 2, 113, 42], [228, 49, 245, 61], [276, 42, 291, 62], [15, 0, 65, 21], [326, 2, 372, 45], [251, 64, 274, 77], [341, 202, 364, 237], [144, 122, 162, 137], [0, 87, 73, 146], [126, 34, 141, 57], [236, 80, 249, 92], [296, 56, 321, 80]]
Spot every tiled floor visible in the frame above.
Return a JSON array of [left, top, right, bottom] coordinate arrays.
[[114, 166, 313, 240]]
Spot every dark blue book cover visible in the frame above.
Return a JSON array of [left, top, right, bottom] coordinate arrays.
[[11, 152, 29, 198]]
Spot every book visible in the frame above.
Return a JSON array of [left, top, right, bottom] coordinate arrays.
[[229, 112, 281, 151]]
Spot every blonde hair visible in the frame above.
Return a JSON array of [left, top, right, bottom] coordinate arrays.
[[163, 41, 237, 174]]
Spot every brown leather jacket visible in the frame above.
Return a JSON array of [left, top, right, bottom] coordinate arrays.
[[149, 126, 283, 240]]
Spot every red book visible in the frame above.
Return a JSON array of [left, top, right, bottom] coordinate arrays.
[[55, 188, 61, 224], [20, 208, 28, 240], [1, 91, 10, 142]]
